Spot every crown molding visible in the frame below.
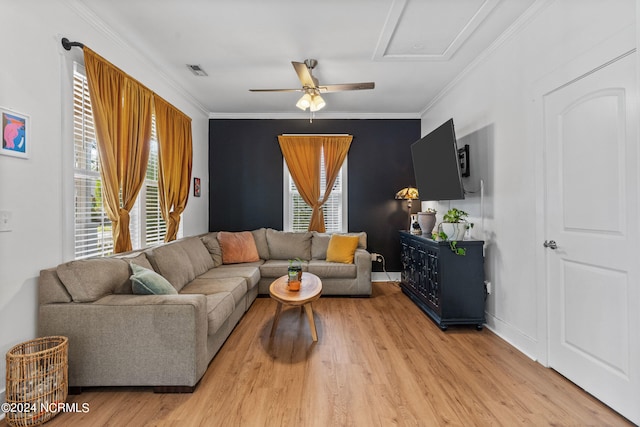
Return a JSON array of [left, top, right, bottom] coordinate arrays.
[[61, 0, 209, 117], [208, 111, 421, 120], [419, 0, 553, 116]]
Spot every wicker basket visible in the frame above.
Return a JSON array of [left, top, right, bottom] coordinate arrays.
[[5, 336, 68, 427]]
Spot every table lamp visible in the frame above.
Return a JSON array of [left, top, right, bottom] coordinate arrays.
[[395, 186, 419, 230]]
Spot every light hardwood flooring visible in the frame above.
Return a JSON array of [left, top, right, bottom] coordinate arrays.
[[3, 282, 632, 426]]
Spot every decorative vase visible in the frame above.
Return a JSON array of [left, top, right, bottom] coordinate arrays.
[[417, 212, 436, 236], [441, 222, 467, 240], [455, 223, 467, 240]]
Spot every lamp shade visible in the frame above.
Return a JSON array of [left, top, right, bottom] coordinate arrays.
[[310, 94, 326, 112], [296, 93, 312, 110], [395, 187, 419, 200]]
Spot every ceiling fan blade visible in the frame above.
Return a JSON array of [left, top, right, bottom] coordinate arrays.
[[292, 61, 317, 89], [249, 88, 303, 92], [319, 82, 375, 92]]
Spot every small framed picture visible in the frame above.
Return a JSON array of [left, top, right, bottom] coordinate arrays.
[[193, 177, 201, 197], [1, 107, 29, 159]]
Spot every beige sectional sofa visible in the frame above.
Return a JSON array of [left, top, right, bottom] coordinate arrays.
[[38, 228, 371, 392]]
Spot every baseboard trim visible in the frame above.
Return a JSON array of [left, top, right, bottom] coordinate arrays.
[[372, 272, 401, 282], [484, 312, 538, 361]]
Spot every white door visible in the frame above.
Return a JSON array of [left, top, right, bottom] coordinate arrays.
[[544, 52, 639, 423]]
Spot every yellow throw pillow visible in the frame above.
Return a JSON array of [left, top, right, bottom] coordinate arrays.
[[326, 234, 360, 264]]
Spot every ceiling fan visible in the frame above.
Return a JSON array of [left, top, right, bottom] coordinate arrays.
[[249, 59, 375, 112]]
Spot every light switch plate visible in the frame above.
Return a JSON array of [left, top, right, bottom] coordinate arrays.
[[0, 210, 12, 232]]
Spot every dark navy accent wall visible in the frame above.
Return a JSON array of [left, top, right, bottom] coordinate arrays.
[[209, 119, 420, 271]]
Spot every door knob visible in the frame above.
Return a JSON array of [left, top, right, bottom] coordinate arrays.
[[543, 240, 557, 250]]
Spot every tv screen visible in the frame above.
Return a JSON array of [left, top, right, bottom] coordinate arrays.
[[411, 118, 465, 201]]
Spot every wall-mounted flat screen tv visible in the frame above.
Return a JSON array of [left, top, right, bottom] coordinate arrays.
[[411, 118, 465, 201]]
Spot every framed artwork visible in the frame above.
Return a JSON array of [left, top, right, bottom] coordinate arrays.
[[193, 177, 201, 197], [1, 107, 29, 159]]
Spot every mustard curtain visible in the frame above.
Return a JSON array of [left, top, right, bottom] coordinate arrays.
[[317, 135, 352, 231], [83, 47, 153, 253], [278, 135, 351, 232], [278, 135, 322, 230], [154, 95, 193, 242]]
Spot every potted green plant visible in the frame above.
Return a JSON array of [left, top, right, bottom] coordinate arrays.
[[288, 258, 303, 281], [441, 208, 469, 241], [432, 208, 473, 255]]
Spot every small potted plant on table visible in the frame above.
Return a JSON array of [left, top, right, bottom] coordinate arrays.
[[287, 258, 302, 291]]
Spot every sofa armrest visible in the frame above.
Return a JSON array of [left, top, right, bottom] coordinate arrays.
[[38, 294, 208, 388], [354, 248, 372, 291]]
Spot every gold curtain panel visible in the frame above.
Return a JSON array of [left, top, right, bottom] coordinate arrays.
[[278, 135, 352, 232]]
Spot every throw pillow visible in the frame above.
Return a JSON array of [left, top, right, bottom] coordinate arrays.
[[326, 234, 360, 264], [130, 263, 177, 295], [217, 231, 260, 264], [200, 232, 223, 267], [266, 229, 312, 260]]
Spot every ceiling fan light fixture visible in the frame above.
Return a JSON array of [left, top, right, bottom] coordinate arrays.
[[309, 94, 326, 112], [296, 93, 312, 110]]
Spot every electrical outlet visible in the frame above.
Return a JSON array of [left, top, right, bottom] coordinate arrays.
[[370, 253, 383, 262]]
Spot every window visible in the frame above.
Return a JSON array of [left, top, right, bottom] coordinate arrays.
[[73, 63, 167, 259], [283, 153, 348, 233]]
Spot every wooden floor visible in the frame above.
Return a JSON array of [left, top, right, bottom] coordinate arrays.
[[3, 282, 632, 426]]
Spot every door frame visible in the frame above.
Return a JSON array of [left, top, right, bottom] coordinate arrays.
[[531, 27, 636, 367]]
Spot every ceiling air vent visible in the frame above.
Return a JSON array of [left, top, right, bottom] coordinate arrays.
[[186, 64, 208, 76]]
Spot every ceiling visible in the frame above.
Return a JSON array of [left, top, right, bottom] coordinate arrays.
[[74, 0, 537, 118]]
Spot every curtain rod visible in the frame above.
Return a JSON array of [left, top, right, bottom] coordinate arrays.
[[61, 37, 84, 50], [280, 134, 350, 136]]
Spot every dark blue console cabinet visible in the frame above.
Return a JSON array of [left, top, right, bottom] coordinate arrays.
[[399, 231, 486, 331]]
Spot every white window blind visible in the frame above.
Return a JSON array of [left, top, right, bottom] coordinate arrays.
[[143, 135, 167, 247], [284, 153, 347, 233], [73, 63, 167, 259]]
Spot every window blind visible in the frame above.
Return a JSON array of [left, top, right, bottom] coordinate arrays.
[[287, 152, 345, 233], [73, 63, 167, 258]]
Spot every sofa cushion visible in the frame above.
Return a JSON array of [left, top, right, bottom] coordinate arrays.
[[311, 232, 367, 259], [251, 228, 270, 260], [130, 263, 178, 295], [39, 268, 72, 304], [259, 259, 309, 279], [198, 265, 261, 290], [218, 231, 260, 264], [205, 292, 236, 335], [200, 232, 223, 267], [308, 260, 357, 279], [145, 241, 194, 292], [266, 229, 312, 260], [56, 258, 130, 302], [326, 234, 360, 264], [180, 236, 215, 276], [181, 277, 246, 307]]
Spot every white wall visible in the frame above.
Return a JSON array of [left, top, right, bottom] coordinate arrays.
[[421, 0, 636, 358], [0, 0, 209, 405]]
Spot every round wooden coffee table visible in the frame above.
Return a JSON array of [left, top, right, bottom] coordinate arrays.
[[269, 272, 322, 341]]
